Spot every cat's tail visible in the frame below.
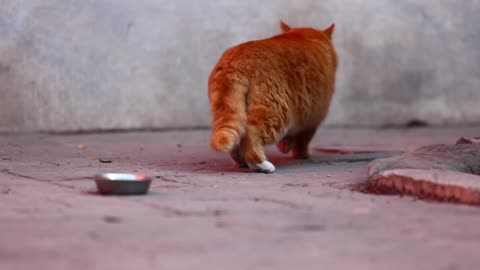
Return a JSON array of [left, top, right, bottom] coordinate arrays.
[[209, 75, 248, 152]]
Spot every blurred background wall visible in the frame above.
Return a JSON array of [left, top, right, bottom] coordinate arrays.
[[0, 0, 479, 132]]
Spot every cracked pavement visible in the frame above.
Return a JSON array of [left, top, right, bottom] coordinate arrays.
[[1, 127, 480, 270]]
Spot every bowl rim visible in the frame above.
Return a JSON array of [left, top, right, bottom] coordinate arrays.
[[94, 173, 151, 182]]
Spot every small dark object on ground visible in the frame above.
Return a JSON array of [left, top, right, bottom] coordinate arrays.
[[103, 215, 122, 223], [99, 158, 112, 163], [378, 119, 429, 129], [405, 119, 429, 128]]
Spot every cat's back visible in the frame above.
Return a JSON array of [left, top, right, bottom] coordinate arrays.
[[213, 28, 334, 75]]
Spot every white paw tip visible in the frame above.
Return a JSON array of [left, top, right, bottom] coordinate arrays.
[[250, 160, 276, 173]]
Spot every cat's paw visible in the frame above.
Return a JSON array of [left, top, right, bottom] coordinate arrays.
[[277, 137, 293, 154], [292, 150, 310, 159], [248, 160, 276, 174], [230, 148, 248, 168]]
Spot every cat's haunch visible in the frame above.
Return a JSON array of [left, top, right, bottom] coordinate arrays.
[[208, 21, 338, 173]]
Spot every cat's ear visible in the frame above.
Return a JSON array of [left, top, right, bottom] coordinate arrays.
[[324, 24, 335, 39], [280, 21, 292, 32]]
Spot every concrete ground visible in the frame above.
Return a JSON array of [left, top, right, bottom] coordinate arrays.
[[1, 127, 480, 270]]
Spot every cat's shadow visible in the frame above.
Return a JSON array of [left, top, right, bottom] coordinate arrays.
[[196, 148, 403, 174], [194, 153, 318, 174]]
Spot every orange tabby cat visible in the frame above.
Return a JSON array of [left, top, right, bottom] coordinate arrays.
[[208, 21, 338, 173]]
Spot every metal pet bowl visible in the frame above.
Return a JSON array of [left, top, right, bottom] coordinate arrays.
[[94, 173, 152, 195]]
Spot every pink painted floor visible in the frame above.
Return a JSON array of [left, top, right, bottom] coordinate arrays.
[[1, 127, 480, 270]]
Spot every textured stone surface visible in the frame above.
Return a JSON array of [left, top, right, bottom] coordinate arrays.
[[367, 143, 480, 204], [368, 169, 480, 204], [0, 1, 480, 132], [368, 143, 480, 176], [1, 127, 480, 270], [457, 136, 480, 145]]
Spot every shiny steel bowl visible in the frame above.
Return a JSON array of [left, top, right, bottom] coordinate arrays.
[[94, 173, 152, 195]]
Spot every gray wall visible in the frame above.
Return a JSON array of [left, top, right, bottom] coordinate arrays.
[[1, 0, 479, 132]]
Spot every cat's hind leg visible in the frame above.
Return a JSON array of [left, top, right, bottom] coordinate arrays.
[[276, 135, 294, 154], [230, 145, 248, 168], [292, 127, 317, 159], [242, 130, 275, 173], [241, 105, 286, 173]]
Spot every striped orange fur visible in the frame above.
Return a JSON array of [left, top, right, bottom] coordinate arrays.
[[209, 21, 338, 173]]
